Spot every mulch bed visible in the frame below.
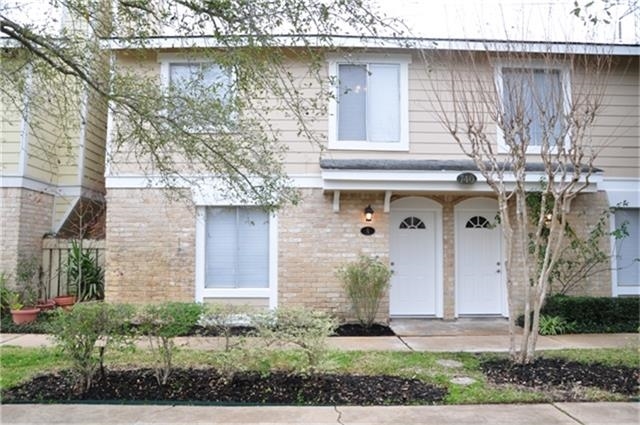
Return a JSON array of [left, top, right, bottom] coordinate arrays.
[[481, 357, 639, 395], [4, 358, 637, 405], [1, 368, 446, 405], [333, 323, 396, 337]]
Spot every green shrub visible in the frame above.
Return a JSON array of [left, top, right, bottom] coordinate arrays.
[[66, 241, 104, 301], [517, 295, 639, 333], [336, 255, 392, 328], [253, 307, 337, 371], [538, 315, 575, 335], [50, 302, 134, 393], [198, 303, 254, 351], [135, 302, 205, 385], [0, 273, 11, 315]]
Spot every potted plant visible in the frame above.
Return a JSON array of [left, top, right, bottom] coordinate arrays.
[[9, 290, 40, 325]]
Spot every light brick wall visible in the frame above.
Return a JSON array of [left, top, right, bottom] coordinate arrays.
[[103, 187, 613, 320], [561, 191, 612, 297], [104, 188, 195, 303], [0, 188, 54, 288], [278, 189, 390, 323]]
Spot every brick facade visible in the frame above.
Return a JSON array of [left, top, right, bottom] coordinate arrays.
[[0, 188, 54, 288], [104, 188, 196, 303], [103, 187, 613, 321]]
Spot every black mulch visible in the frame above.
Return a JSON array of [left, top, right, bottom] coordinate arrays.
[[1, 368, 446, 405], [481, 357, 639, 395], [333, 323, 396, 337], [193, 323, 395, 337]]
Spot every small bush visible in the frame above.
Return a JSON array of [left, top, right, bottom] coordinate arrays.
[[538, 315, 575, 335], [135, 302, 205, 385], [253, 307, 337, 371], [198, 304, 254, 351], [50, 302, 134, 393], [517, 295, 639, 333], [337, 255, 392, 328]]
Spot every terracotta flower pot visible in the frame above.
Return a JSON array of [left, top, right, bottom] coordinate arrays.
[[10, 308, 40, 325], [53, 295, 77, 310]]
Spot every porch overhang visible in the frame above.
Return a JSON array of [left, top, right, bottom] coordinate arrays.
[[320, 159, 602, 191], [320, 159, 603, 211]]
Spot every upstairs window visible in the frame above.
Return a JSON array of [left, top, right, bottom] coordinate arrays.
[[159, 55, 233, 130], [328, 55, 410, 151], [497, 64, 569, 152]]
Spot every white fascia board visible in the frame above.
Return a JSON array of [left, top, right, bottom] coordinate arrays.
[[0, 176, 59, 194], [103, 36, 640, 56], [321, 169, 602, 192]]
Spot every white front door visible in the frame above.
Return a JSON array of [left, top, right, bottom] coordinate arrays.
[[389, 197, 442, 316], [455, 198, 506, 316]]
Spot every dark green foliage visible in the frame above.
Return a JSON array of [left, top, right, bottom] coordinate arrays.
[[66, 241, 104, 301], [517, 295, 639, 333], [137, 302, 205, 338]]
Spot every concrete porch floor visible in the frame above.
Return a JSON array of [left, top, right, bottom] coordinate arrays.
[[390, 317, 514, 337]]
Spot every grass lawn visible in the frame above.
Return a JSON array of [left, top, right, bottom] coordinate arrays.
[[1, 345, 637, 404]]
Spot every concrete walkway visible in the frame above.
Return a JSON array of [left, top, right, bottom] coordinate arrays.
[[2, 402, 639, 424], [1, 332, 637, 352]]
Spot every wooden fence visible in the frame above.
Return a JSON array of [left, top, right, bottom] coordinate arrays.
[[41, 239, 105, 299]]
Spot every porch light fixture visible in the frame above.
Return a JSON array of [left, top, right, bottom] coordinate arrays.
[[543, 213, 553, 227], [364, 205, 374, 222]]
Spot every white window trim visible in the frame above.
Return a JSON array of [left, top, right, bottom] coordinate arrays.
[[195, 206, 278, 308], [494, 60, 571, 154], [327, 53, 411, 151]]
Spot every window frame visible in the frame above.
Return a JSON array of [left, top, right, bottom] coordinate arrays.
[[158, 53, 234, 132], [327, 54, 411, 151], [195, 204, 278, 308], [494, 60, 571, 154], [612, 208, 640, 289]]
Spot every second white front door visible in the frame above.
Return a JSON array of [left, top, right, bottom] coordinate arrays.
[[389, 197, 442, 316], [455, 198, 506, 316]]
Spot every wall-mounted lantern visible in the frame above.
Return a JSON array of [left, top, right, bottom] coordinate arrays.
[[364, 205, 374, 222]]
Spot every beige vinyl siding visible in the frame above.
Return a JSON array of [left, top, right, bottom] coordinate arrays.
[[24, 77, 83, 184], [53, 196, 75, 229], [0, 94, 23, 175], [82, 91, 107, 192], [588, 59, 639, 178], [108, 50, 639, 180], [24, 113, 63, 184]]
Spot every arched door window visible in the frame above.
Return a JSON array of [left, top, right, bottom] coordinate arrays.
[[399, 216, 426, 229], [465, 215, 491, 229]]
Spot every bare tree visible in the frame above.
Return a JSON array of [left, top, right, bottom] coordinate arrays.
[[426, 45, 617, 363]]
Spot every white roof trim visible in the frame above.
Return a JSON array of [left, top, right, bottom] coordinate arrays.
[[102, 36, 640, 56]]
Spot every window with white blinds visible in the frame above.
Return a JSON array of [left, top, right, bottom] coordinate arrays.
[[205, 207, 269, 288], [496, 64, 569, 152], [338, 63, 400, 143], [615, 208, 639, 287], [168, 62, 232, 119], [328, 55, 409, 151]]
